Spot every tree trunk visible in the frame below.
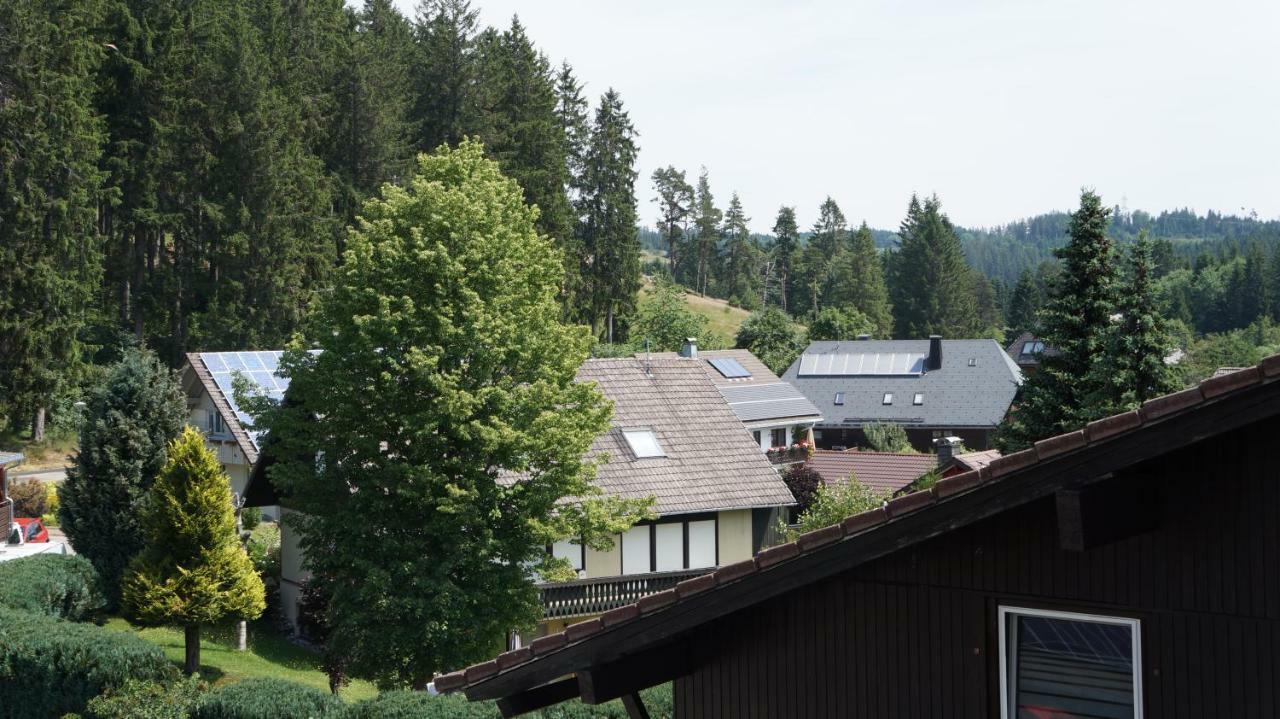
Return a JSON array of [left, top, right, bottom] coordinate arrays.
[[184, 624, 200, 675], [31, 406, 45, 443], [237, 620, 247, 651]]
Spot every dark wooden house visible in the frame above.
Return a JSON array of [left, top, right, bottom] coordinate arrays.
[[438, 359, 1280, 718]]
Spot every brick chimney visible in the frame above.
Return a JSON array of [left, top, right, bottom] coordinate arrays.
[[679, 338, 698, 359], [925, 335, 943, 372], [935, 436, 963, 468]]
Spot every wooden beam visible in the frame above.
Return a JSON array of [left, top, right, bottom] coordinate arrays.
[[577, 642, 692, 705], [621, 692, 651, 719], [495, 677, 580, 718], [1056, 472, 1161, 551]]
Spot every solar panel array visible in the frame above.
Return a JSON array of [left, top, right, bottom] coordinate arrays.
[[199, 352, 288, 440], [707, 357, 751, 379], [796, 352, 926, 377]]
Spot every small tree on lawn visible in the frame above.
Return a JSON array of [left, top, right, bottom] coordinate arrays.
[[122, 427, 266, 675], [783, 474, 889, 540]]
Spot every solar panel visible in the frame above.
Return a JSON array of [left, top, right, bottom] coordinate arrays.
[[200, 351, 289, 448], [796, 352, 926, 377], [707, 357, 751, 379]]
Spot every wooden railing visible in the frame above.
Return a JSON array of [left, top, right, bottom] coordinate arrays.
[[538, 568, 712, 620], [0, 499, 11, 543]]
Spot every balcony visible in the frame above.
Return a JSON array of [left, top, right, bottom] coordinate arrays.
[[538, 568, 713, 621], [766, 445, 810, 466]]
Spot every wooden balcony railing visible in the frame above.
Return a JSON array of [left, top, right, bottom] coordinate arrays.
[[538, 568, 713, 621]]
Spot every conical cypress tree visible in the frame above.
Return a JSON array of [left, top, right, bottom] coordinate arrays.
[[122, 427, 266, 675]]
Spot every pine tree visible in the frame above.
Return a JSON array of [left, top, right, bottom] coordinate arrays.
[[651, 166, 694, 276], [840, 222, 893, 336], [1006, 269, 1043, 336], [60, 348, 187, 609], [122, 426, 266, 675], [719, 192, 760, 307], [888, 194, 980, 338], [0, 0, 107, 439], [997, 190, 1117, 450], [554, 61, 590, 313], [771, 207, 799, 313], [690, 168, 722, 296], [793, 198, 849, 318], [578, 90, 640, 340], [410, 0, 479, 151]]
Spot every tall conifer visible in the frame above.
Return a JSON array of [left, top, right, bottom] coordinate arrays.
[[888, 194, 980, 338]]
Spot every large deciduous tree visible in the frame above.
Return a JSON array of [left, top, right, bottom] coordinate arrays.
[[252, 141, 649, 688], [60, 348, 187, 608], [736, 307, 805, 375]]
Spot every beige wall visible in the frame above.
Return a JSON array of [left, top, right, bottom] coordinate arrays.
[[716, 509, 753, 565], [584, 542, 620, 579], [279, 509, 310, 630]]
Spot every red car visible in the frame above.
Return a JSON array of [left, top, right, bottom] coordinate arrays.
[[14, 518, 48, 543]]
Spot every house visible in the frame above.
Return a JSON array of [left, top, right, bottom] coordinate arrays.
[[439, 360, 1280, 718], [244, 356, 797, 635], [179, 352, 289, 505], [1005, 330, 1053, 374], [646, 341, 822, 458], [803, 449, 935, 496], [781, 336, 1021, 452]]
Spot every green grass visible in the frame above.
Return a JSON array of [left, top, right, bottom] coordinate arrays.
[[104, 617, 378, 702]]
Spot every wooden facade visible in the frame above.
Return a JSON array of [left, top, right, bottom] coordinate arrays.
[[675, 415, 1280, 717]]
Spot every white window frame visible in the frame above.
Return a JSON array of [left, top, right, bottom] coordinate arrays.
[[997, 605, 1142, 719], [621, 428, 665, 459], [882, 392, 893, 405], [912, 392, 923, 406]]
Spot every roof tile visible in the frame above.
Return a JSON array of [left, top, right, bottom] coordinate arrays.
[[1260, 353, 1280, 377], [1085, 410, 1142, 443], [530, 632, 567, 655], [755, 541, 800, 568], [675, 573, 716, 598], [464, 660, 499, 684], [601, 603, 640, 627], [805, 450, 937, 495], [433, 671, 467, 692], [496, 647, 532, 670], [935, 469, 983, 499], [713, 559, 758, 585], [886, 489, 935, 517], [796, 524, 843, 551], [841, 506, 888, 535], [1034, 430, 1086, 460], [1141, 386, 1205, 421], [564, 618, 603, 643], [988, 448, 1037, 478], [637, 588, 677, 615], [1200, 367, 1262, 398]]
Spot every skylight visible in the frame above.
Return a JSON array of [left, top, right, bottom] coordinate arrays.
[[913, 392, 924, 406], [834, 392, 844, 405], [882, 393, 894, 405], [622, 429, 665, 458]]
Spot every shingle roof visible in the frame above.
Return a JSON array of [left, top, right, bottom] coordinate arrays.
[[437, 360, 1280, 697], [951, 449, 1001, 472], [804, 450, 936, 494], [645, 349, 822, 426], [577, 358, 795, 516], [781, 339, 1021, 428]]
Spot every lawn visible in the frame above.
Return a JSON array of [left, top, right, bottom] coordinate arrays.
[[104, 617, 378, 701]]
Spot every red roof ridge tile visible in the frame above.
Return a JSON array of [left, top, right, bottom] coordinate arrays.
[[795, 524, 842, 551], [564, 618, 603, 642], [496, 646, 532, 671], [754, 541, 800, 569], [1034, 430, 1086, 460], [987, 448, 1038, 478], [886, 489, 935, 517], [1140, 386, 1205, 421], [674, 573, 716, 598], [841, 506, 888, 536], [601, 604, 640, 627], [713, 558, 758, 585], [529, 632, 567, 655], [464, 660, 499, 684], [1200, 366, 1262, 398], [935, 468, 984, 499]]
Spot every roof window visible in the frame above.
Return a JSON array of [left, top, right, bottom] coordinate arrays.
[[1021, 341, 1045, 355], [882, 392, 894, 405], [968, 358, 977, 367], [622, 429, 665, 458], [913, 393, 924, 406], [834, 392, 844, 406]]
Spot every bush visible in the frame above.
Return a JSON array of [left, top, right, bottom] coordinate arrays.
[[9, 477, 49, 517], [193, 678, 344, 719], [0, 553, 105, 621], [342, 692, 499, 718], [0, 605, 176, 719], [83, 676, 205, 719], [862, 422, 914, 453], [241, 507, 262, 531], [781, 465, 822, 514], [784, 477, 889, 541]]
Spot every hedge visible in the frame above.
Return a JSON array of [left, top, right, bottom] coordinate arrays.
[[340, 684, 673, 719], [193, 678, 344, 719], [82, 676, 205, 719], [0, 553, 105, 621], [0, 606, 176, 719]]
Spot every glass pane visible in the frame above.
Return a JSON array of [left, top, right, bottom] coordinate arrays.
[[551, 538, 582, 572], [1011, 614, 1136, 719], [654, 523, 683, 571], [622, 430, 664, 458], [687, 520, 716, 569], [621, 526, 651, 575]]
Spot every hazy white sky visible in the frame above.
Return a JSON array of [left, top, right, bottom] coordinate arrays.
[[393, 0, 1280, 233]]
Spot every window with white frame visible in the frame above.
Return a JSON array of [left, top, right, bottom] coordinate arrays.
[[622, 428, 665, 458], [619, 516, 718, 574], [551, 538, 584, 573], [912, 392, 924, 406], [999, 606, 1141, 719]]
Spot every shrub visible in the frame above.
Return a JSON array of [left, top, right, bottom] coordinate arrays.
[[0, 553, 105, 621], [0, 605, 176, 718], [83, 676, 205, 719], [240, 507, 262, 531], [781, 465, 822, 514], [9, 477, 49, 517], [342, 691, 499, 719], [193, 678, 344, 719], [862, 422, 914, 453], [784, 477, 889, 541]]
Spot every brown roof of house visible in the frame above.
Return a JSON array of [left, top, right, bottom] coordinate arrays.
[[804, 450, 936, 495], [437, 358, 1280, 698], [950, 449, 1001, 472], [574, 357, 795, 516]]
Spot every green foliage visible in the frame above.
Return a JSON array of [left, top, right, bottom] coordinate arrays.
[[1006, 269, 1046, 335], [651, 167, 695, 277], [246, 523, 281, 582], [122, 427, 266, 672], [808, 306, 876, 341], [781, 465, 823, 514], [83, 676, 205, 719], [771, 206, 800, 313], [0, 605, 176, 719], [629, 280, 715, 352], [862, 422, 914, 453], [889, 195, 982, 338], [8, 477, 48, 517], [785, 478, 890, 540], [687, 169, 723, 296], [250, 141, 648, 688], [0, 554, 105, 621], [718, 193, 762, 309], [240, 507, 262, 532], [192, 678, 343, 719], [735, 307, 806, 375], [342, 691, 497, 719], [826, 222, 894, 336], [60, 347, 186, 608]]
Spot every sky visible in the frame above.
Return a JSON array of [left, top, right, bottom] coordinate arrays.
[[391, 0, 1280, 233]]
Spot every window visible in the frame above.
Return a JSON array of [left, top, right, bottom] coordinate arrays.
[[882, 392, 893, 405], [551, 538, 584, 573], [999, 606, 1141, 719], [1021, 341, 1045, 355], [654, 523, 684, 571], [968, 358, 977, 367], [212, 412, 225, 435], [913, 393, 924, 406], [622, 429, 665, 458], [834, 392, 844, 405], [770, 427, 787, 447], [752, 430, 762, 445], [621, 525, 651, 575], [620, 517, 718, 574]]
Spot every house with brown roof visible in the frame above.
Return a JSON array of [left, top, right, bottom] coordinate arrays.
[[804, 449, 935, 496], [439, 360, 1280, 718]]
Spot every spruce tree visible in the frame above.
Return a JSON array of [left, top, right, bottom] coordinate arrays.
[[793, 198, 848, 318], [996, 190, 1117, 450], [839, 222, 893, 336], [60, 348, 187, 609], [771, 207, 799, 313], [720, 192, 760, 307], [1006, 269, 1043, 336], [122, 427, 266, 675], [690, 168, 722, 296], [888, 194, 980, 338], [410, 0, 479, 151]]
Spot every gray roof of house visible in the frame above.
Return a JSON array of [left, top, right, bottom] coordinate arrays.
[[0, 452, 23, 468], [577, 358, 795, 516], [645, 349, 822, 426], [781, 339, 1022, 429]]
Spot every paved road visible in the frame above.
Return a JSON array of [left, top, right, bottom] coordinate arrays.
[[9, 468, 66, 483]]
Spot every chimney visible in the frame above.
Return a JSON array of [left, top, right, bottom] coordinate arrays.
[[935, 436, 962, 468], [926, 335, 943, 371], [856, 334, 871, 341], [679, 338, 698, 359]]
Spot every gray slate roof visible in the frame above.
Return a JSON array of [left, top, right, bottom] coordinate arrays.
[[646, 349, 822, 426], [578, 358, 795, 516], [781, 339, 1022, 429]]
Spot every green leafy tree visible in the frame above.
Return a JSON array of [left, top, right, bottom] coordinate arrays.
[[122, 427, 266, 675], [889, 194, 980, 338], [249, 141, 650, 688], [629, 281, 717, 352], [783, 476, 889, 540], [808, 307, 876, 341], [651, 166, 694, 275], [997, 190, 1117, 450], [736, 307, 805, 374], [862, 422, 914, 453], [771, 207, 800, 313], [0, 0, 107, 439], [59, 348, 186, 608]]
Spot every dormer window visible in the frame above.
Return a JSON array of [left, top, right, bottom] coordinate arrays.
[[622, 429, 665, 458], [1021, 341, 1045, 356], [913, 393, 924, 406], [882, 393, 894, 405], [834, 392, 845, 405]]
